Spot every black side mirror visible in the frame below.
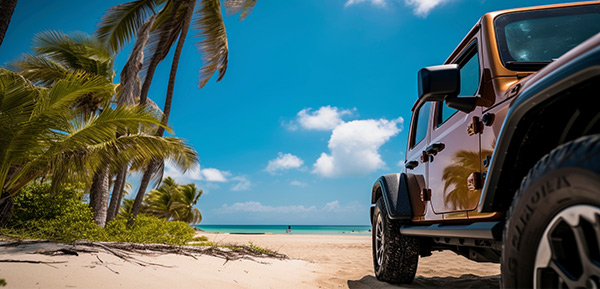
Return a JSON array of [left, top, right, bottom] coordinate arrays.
[[417, 64, 460, 102]]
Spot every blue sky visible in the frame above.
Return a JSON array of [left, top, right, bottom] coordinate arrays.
[[0, 0, 570, 225]]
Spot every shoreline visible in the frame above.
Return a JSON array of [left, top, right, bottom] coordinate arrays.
[[195, 224, 372, 236]]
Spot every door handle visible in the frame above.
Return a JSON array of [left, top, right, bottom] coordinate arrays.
[[426, 143, 445, 156], [405, 160, 419, 170]]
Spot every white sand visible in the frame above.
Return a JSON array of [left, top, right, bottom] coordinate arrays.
[[0, 233, 501, 288]]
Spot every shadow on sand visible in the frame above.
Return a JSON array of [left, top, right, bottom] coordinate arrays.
[[347, 274, 500, 289]]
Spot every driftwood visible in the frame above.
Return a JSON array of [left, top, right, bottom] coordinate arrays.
[[72, 241, 288, 262], [0, 239, 288, 268], [0, 259, 66, 264]]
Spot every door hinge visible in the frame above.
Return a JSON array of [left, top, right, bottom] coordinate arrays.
[[467, 172, 482, 190], [420, 188, 431, 202], [467, 116, 484, 136]]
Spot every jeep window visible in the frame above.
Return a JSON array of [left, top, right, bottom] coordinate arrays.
[[438, 45, 479, 126], [495, 4, 600, 71], [410, 102, 431, 148]]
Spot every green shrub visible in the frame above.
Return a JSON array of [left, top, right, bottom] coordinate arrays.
[[11, 183, 84, 227], [7, 183, 195, 245], [104, 215, 195, 245]]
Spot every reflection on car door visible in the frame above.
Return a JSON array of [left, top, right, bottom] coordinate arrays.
[[428, 41, 483, 217]]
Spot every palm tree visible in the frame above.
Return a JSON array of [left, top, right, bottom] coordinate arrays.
[[143, 177, 202, 224], [0, 69, 199, 226], [96, 0, 257, 223], [11, 31, 118, 226], [442, 150, 493, 210], [0, 0, 18, 47], [172, 183, 202, 224]]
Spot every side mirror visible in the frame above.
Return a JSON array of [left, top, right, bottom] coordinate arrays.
[[417, 64, 460, 102]]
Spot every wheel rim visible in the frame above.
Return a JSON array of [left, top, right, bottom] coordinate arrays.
[[375, 213, 385, 268], [534, 205, 600, 289]]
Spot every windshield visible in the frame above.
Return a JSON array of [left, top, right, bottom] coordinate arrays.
[[495, 4, 600, 71]]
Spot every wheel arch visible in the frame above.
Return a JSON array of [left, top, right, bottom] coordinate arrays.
[[370, 173, 415, 222]]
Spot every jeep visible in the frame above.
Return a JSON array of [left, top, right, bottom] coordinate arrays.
[[369, 2, 600, 288]]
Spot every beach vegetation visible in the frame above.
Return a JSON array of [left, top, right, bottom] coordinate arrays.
[[144, 177, 203, 224], [0, 30, 198, 227], [2, 183, 195, 245]]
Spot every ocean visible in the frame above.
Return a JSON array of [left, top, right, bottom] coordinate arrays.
[[195, 225, 372, 235]]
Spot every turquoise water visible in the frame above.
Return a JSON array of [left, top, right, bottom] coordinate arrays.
[[195, 225, 372, 235]]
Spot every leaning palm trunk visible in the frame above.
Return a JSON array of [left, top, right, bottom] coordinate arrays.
[[130, 0, 196, 224], [106, 15, 156, 224], [0, 0, 17, 47]]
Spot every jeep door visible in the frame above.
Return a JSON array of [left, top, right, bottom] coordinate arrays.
[[404, 101, 435, 221], [428, 39, 483, 217]]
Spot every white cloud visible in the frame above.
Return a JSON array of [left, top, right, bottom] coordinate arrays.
[[312, 117, 403, 178], [344, 0, 387, 8], [297, 106, 354, 131], [323, 200, 341, 211], [164, 161, 231, 183], [290, 180, 307, 187], [231, 176, 252, 191], [266, 153, 304, 175], [343, 0, 448, 17], [405, 0, 446, 16]]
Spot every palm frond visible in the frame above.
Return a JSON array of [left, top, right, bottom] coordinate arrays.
[[224, 0, 256, 21], [96, 0, 163, 52], [9, 54, 69, 86], [32, 31, 114, 79], [239, 0, 256, 21], [194, 0, 229, 88]]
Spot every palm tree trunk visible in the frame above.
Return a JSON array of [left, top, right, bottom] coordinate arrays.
[[156, 0, 195, 137], [129, 160, 156, 225], [104, 15, 156, 225], [138, 1, 182, 106], [106, 166, 127, 223], [0, 191, 14, 227], [0, 0, 18, 47], [89, 166, 110, 227], [130, 0, 192, 224]]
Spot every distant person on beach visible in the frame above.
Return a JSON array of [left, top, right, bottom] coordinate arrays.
[[286, 225, 291, 234]]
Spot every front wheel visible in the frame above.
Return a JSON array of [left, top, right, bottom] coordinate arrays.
[[502, 134, 600, 288], [372, 197, 419, 284]]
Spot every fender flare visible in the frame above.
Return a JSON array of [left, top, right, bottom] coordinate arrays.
[[371, 173, 421, 222]]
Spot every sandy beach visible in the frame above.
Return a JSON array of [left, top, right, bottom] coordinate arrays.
[[0, 233, 500, 288]]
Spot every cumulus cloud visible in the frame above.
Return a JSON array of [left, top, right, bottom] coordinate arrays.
[[344, 0, 387, 8], [266, 153, 304, 175], [405, 0, 446, 16], [312, 117, 403, 178], [297, 106, 354, 131], [200, 168, 230, 182], [164, 161, 230, 183]]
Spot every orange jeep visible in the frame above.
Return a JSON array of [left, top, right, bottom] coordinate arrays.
[[370, 1, 600, 287]]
